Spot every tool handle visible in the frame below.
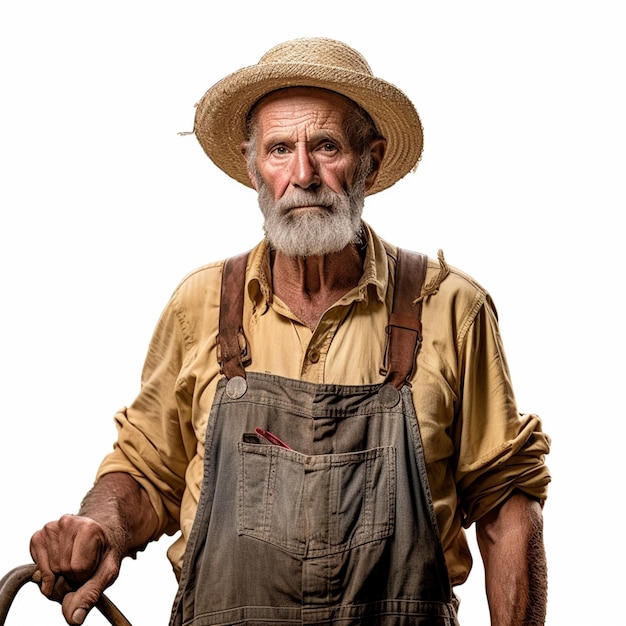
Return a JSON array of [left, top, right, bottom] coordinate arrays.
[[0, 564, 132, 626]]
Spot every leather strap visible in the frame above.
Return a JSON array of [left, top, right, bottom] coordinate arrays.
[[217, 248, 428, 387], [217, 251, 250, 379], [382, 249, 428, 389]]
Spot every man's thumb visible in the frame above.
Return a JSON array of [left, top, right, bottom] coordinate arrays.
[[61, 580, 106, 625], [71, 606, 89, 625]]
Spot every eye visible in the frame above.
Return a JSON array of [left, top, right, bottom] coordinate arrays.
[[317, 142, 338, 154], [271, 145, 290, 156]]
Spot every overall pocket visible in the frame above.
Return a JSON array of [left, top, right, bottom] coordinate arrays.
[[237, 443, 396, 557]]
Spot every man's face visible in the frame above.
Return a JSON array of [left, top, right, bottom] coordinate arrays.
[[243, 88, 382, 257]]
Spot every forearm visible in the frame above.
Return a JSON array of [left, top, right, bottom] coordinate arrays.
[[78, 472, 160, 559], [476, 492, 547, 626]]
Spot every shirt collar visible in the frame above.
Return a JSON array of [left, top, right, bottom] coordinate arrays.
[[245, 221, 390, 311]]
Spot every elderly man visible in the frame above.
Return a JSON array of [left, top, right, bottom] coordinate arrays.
[[30, 38, 550, 626]]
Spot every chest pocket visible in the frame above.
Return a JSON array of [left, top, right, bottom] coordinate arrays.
[[237, 443, 396, 558]]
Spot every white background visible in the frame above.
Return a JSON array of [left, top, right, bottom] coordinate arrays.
[[1, 1, 623, 624]]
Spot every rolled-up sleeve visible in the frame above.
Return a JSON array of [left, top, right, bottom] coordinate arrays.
[[96, 289, 195, 539], [454, 294, 551, 526]]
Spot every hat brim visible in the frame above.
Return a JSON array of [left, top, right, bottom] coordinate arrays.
[[193, 62, 423, 196]]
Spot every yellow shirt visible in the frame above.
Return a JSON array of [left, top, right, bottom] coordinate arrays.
[[97, 223, 550, 586]]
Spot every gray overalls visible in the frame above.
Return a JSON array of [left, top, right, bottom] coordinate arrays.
[[170, 251, 459, 626]]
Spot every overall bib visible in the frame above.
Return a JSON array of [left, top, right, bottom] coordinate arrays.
[[170, 251, 459, 626]]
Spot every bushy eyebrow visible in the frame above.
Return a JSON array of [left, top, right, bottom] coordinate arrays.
[[260, 130, 348, 153]]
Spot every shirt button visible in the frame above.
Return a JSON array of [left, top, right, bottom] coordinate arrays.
[[308, 348, 320, 363]]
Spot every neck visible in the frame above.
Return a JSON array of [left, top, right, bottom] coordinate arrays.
[[271, 244, 364, 330]]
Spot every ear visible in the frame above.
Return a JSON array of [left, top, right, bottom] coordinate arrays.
[[364, 138, 387, 191], [241, 142, 259, 191], [247, 169, 259, 190]]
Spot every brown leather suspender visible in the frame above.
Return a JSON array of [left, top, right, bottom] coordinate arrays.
[[217, 251, 250, 380], [382, 249, 428, 389], [217, 249, 428, 388]]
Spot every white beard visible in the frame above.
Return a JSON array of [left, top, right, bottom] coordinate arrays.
[[257, 183, 365, 258]]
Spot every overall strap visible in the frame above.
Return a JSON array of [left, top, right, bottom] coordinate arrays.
[[217, 248, 428, 387], [382, 249, 429, 389], [217, 251, 251, 379]]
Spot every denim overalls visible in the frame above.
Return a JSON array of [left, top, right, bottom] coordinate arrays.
[[170, 251, 459, 625]]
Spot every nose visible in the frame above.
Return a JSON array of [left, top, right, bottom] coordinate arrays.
[[290, 144, 320, 189]]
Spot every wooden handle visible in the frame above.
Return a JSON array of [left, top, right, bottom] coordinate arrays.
[[0, 564, 133, 626]]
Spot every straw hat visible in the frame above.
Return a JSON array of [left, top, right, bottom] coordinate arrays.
[[193, 37, 423, 196]]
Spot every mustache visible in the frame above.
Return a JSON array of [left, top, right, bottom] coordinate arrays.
[[266, 188, 345, 213]]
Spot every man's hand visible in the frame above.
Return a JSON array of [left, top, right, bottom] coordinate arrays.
[[30, 513, 122, 625], [29, 473, 159, 625]]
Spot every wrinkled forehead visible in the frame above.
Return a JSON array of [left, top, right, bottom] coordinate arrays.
[[245, 87, 373, 136], [245, 86, 383, 151]]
